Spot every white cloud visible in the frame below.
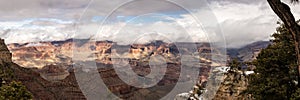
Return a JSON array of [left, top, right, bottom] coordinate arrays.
[[1, 0, 300, 48], [0, 18, 75, 43], [77, 14, 210, 45], [210, 1, 283, 47]]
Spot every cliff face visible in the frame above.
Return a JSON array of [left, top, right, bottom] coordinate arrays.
[[2, 39, 215, 99], [0, 39, 12, 64], [0, 38, 85, 99], [4, 39, 233, 99], [8, 39, 221, 69], [213, 70, 250, 100]]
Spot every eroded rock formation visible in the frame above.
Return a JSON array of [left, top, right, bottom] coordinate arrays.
[[0, 38, 86, 99]]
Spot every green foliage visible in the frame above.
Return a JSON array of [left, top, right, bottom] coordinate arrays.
[[244, 23, 298, 99], [229, 58, 242, 71], [291, 88, 300, 100], [0, 81, 33, 100], [0, 63, 14, 82], [0, 62, 32, 99]]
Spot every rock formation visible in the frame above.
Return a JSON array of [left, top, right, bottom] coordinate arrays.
[[4, 38, 235, 99], [0, 39, 12, 64], [39, 64, 70, 81], [7, 39, 221, 69], [213, 69, 250, 100], [0, 38, 86, 99]]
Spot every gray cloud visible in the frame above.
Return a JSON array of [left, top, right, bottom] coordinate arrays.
[[210, 0, 300, 48], [0, 0, 300, 48], [0, 0, 213, 20]]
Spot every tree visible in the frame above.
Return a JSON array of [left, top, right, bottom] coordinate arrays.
[[228, 58, 242, 71], [213, 59, 249, 100], [0, 81, 33, 100], [245, 23, 298, 99], [0, 62, 33, 99], [267, 0, 300, 86]]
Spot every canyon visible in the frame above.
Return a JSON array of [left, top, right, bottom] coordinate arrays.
[[1, 38, 269, 99], [5, 39, 227, 99], [7, 39, 226, 69]]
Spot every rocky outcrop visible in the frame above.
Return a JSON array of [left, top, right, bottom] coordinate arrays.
[[0, 38, 85, 99], [0, 39, 12, 64], [39, 64, 70, 81], [213, 69, 250, 100], [8, 42, 70, 68]]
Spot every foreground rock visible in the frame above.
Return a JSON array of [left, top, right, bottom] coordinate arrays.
[[213, 69, 250, 100]]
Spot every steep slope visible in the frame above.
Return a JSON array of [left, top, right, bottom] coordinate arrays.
[[0, 38, 85, 99], [227, 41, 271, 62], [212, 70, 250, 100], [5, 38, 229, 99], [237, 41, 271, 62]]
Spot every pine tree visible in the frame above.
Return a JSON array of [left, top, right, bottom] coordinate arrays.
[[267, 0, 300, 86], [244, 22, 299, 100]]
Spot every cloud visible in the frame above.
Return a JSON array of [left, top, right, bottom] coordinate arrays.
[[1, 0, 300, 48], [0, 18, 75, 43], [0, 0, 212, 20], [77, 14, 210, 45], [0, 12, 212, 44], [206, 0, 300, 48]]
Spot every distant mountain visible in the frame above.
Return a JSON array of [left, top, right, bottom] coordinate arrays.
[[7, 39, 224, 69], [227, 41, 271, 62]]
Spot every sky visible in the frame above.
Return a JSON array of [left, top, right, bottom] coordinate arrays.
[[0, 0, 300, 48]]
